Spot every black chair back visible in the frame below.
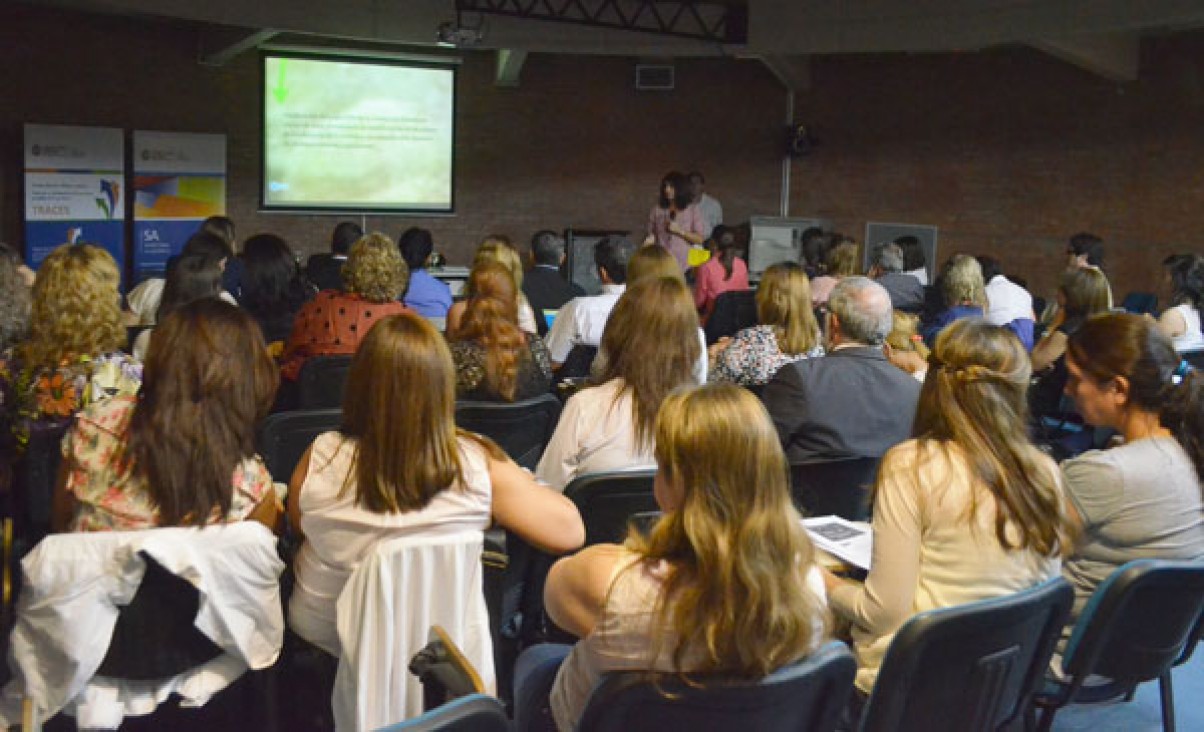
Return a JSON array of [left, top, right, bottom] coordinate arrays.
[[563, 469, 658, 547], [704, 290, 757, 345], [1060, 559, 1204, 685], [1183, 349, 1204, 370], [96, 553, 223, 679], [376, 693, 509, 732], [455, 394, 562, 471], [257, 408, 343, 483], [558, 345, 598, 379], [578, 640, 855, 732], [1120, 291, 1159, 315], [297, 354, 354, 409], [860, 577, 1074, 732], [14, 423, 70, 540], [789, 457, 880, 521]]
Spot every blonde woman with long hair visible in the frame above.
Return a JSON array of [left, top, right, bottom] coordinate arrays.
[[288, 312, 583, 655], [519, 384, 828, 731], [447, 235, 540, 336], [535, 276, 700, 490], [709, 262, 823, 386], [0, 243, 141, 452], [920, 253, 988, 343], [824, 319, 1074, 709]]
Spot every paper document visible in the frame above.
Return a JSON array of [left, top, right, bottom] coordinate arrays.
[[803, 516, 873, 571]]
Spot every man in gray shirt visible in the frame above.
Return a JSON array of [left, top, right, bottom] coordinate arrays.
[[870, 242, 925, 313]]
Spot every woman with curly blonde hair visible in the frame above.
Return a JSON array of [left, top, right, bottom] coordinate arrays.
[[448, 262, 552, 402], [447, 236, 540, 335], [0, 243, 141, 452], [523, 384, 828, 731], [280, 232, 410, 381]]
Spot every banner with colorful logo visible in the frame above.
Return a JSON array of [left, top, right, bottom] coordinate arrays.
[[132, 131, 227, 283], [23, 124, 125, 276]]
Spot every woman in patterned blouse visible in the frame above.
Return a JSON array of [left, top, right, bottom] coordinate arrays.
[[280, 232, 410, 381], [449, 262, 552, 402], [0, 243, 141, 453], [708, 262, 824, 387], [54, 299, 279, 532]]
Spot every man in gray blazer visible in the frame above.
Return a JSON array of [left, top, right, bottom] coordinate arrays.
[[762, 277, 921, 463]]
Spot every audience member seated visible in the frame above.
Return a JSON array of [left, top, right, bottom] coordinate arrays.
[[823, 319, 1074, 705], [883, 311, 930, 382], [529, 384, 828, 732], [978, 254, 1035, 351], [523, 230, 585, 337], [1040, 232, 1106, 327], [132, 252, 224, 361], [199, 215, 242, 298], [0, 245, 31, 484], [870, 242, 924, 312], [398, 226, 453, 320], [239, 233, 316, 348], [53, 299, 279, 532], [1029, 267, 1113, 420], [536, 277, 699, 490], [800, 227, 829, 279], [280, 233, 409, 381], [763, 277, 920, 463], [0, 243, 141, 452], [1157, 253, 1204, 352], [921, 254, 986, 343], [897, 235, 929, 286], [307, 221, 362, 293], [544, 236, 635, 370], [1058, 313, 1204, 627], [287, 313, 584, 656], [693, 225, 749, 323], [810, 238, 860, 307], [449, 262, 553, 402], [709, 262, 824, 387], [124, 231, 237, 326], [448, 236, 539, 336]]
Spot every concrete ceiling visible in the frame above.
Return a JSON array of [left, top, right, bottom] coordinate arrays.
[[21, 0, 1204, 86]]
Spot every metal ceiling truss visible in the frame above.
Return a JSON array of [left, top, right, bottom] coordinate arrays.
[[456, 0, 748, 44]]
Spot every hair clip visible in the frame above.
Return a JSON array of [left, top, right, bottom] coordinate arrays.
[[1170, 359, 1192, 385]]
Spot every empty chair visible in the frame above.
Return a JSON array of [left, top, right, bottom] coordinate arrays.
[[789, 457, 880, 521], [1, 523, 285, 729], [576, 641, 855, 732], [704, 289, 757, 345], [376, 694, 509, 732], [1121, 291, 1159, 315], [11, 422, 68, 542], [1033, 560, 1204, 732], [859, 577, 1073, 732], [297, 354, 354, 409], [562, 469, 658, 547], [455, 394, 563, 471], [256, 408, 342, 483]]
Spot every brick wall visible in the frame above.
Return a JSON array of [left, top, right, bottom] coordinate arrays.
[[3, 3, 1202, 300]]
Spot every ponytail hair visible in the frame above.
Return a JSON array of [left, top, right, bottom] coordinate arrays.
[[1067, 313, 1204, 485]]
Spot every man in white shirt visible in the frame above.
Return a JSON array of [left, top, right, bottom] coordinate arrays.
[[544, 236, 636, 369], [978, 255, 1036, 351], [688, 171, 723, 237]]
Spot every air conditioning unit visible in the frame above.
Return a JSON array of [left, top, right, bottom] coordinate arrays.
[[635, 64, 675, 91]]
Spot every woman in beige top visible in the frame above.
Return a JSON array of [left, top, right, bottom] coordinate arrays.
[[529, 384, 828, 731], [824, 319, 1076, 702]]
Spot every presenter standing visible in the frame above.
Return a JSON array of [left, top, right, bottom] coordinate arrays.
[[645, 171, 707, 272]]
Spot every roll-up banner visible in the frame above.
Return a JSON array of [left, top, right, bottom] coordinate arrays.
[[132, 131, 227, 283], [23, 124, 125, 278]]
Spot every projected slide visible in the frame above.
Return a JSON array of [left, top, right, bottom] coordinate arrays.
[[262, 55, 455, 212]]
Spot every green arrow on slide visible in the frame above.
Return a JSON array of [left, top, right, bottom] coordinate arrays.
[[273, 60, 289, 104]]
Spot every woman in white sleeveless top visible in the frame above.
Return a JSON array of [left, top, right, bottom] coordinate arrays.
[[287, 312, 584, 656], [1158, 254, 1204, 352], [531, 385, 828, 731]]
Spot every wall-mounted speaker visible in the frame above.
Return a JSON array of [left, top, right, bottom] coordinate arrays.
[[635, 64, 675, 91]]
